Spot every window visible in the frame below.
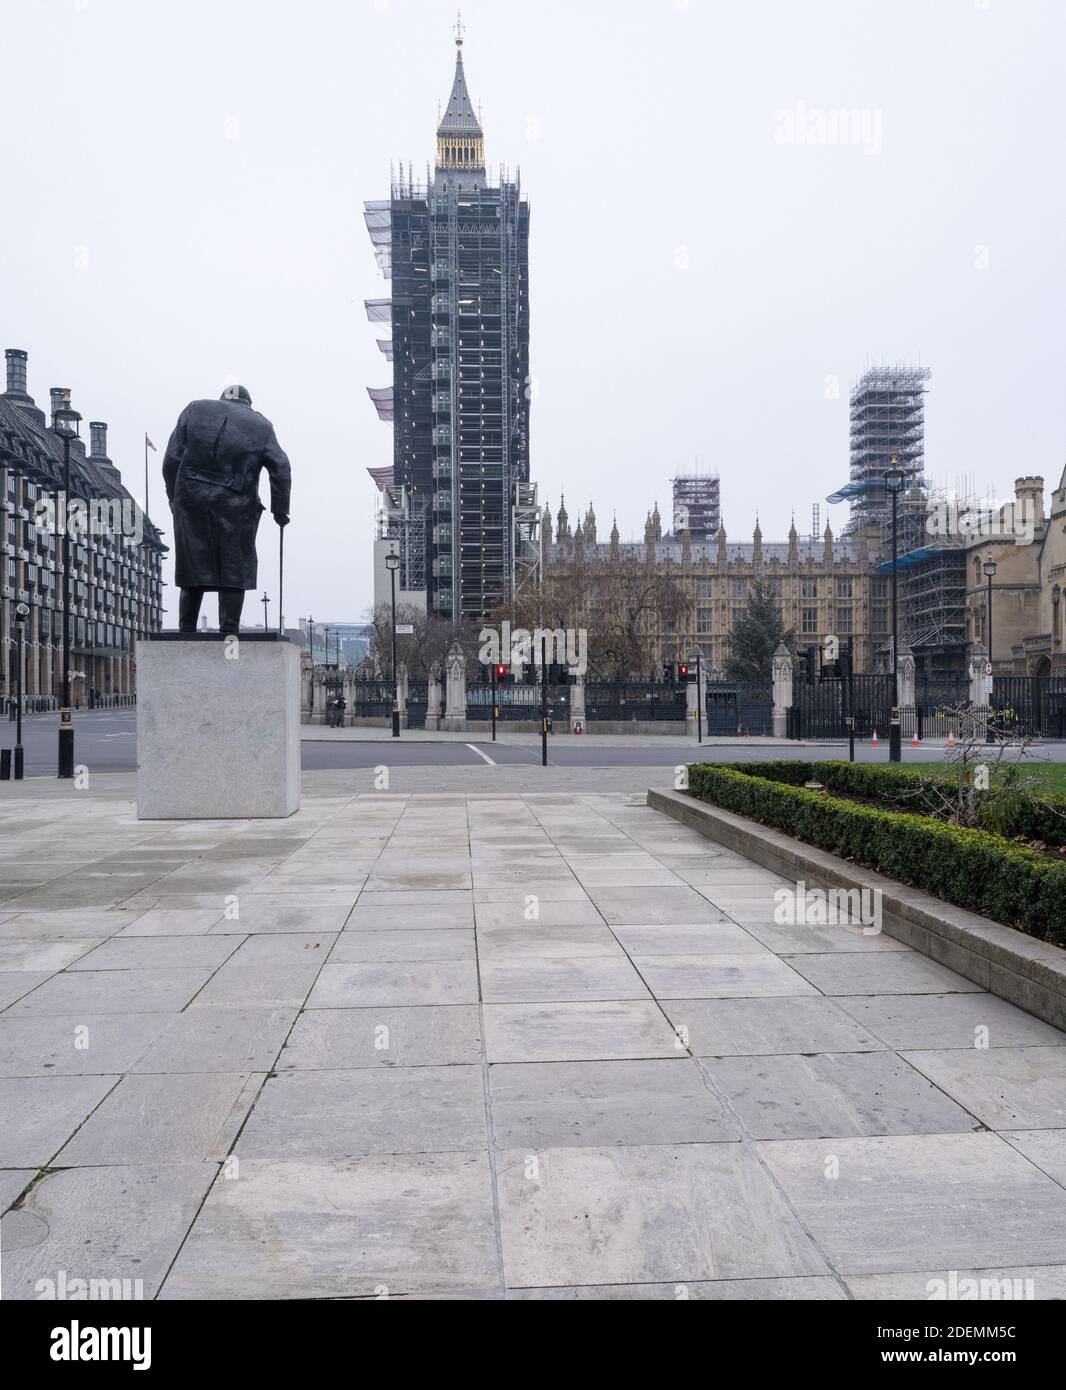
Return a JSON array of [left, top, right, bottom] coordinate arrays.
[[837, 578, 853, 600], [731, 578, 748, 599], [837, 606, 853, 634], [871, 577, 887, 599], [873, 606, 889, 634], [802, 578, 817, 599], [732, 606, 745, 631], [802, 607, 818, 635], [695, 579, 713, 599], [696, 607, 713, 635], [767, 577, 782, 597]]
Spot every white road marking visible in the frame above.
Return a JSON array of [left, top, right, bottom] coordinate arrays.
[[466, 743, 496, 766]]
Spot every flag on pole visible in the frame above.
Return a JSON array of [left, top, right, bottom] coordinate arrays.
[[145, 434, 157, 452]]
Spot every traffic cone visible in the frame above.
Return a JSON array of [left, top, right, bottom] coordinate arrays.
[[947, 730, 956, 749], [871, 729, 878, 748], [912, 731, 920, 748]]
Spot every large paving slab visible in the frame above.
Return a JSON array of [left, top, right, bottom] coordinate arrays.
[[55, 1072, 263, 1165], [899, 1046, 1066, 1129], [2, 778, 1064, 1300], [702, 1052, 980, 1139], [0, 1075, 118, 1165], [489, 1059, 738, 1147], [159, 1154, 497, 1299], [237, 1066, 488, 1158], [758, 1132, 1066, 1275], [0, 1164, 218, 1299], [496, 1143, 829, 1288]]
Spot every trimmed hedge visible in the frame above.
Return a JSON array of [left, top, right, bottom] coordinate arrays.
[[694, 759, 1066, 849], [687, 762, 1066, 945]]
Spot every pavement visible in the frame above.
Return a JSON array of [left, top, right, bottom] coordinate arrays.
[[2, 770, 1066, 1300]]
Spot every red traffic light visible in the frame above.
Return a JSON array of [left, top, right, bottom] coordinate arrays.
[[679, 664, 689, 678], [496, 665, 507, 678]]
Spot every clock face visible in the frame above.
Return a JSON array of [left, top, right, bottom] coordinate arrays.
[[15, 603, 30, 618]]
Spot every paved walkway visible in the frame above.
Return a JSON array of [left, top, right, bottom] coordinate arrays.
[[2, 775, 1066, 1299]]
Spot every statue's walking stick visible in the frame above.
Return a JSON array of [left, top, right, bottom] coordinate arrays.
[[278, 524, 284, 635]]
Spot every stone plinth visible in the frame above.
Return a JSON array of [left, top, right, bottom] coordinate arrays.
[[137, 634, 300, 820]]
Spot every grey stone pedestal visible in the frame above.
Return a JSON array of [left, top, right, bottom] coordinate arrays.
[[137, 634, 301, 820]]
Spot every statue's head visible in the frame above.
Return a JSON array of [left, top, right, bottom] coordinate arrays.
[[221, 384, 252, 406]]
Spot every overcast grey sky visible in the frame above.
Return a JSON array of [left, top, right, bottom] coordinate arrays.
[[3, 0, 1064, 623]]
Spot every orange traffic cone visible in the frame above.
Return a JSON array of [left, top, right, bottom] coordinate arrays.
[[947, 730, 956, 749], [912, 731, 920, 748], [871, 729, 879, 748]]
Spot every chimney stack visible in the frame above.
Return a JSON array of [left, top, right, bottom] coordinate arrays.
[[49, 387, 66, 422], [4, 348, 29, 398], [89, 422, 108, 459], [3, 348, 45, 425]]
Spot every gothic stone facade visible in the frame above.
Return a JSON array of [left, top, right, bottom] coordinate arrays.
[[965, 472, 1066, 677], [543, 499, 883, 673]]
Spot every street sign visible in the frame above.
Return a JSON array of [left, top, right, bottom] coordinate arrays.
[[984, 661, 993, 678], [395, 624, 414, 636]]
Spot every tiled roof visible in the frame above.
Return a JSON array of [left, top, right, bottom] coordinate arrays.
[[438, 51, 481, 134], [0, 395, 167, 551]]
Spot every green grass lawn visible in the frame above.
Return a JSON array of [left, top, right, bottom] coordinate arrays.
[[928, 761, 1066, 796]]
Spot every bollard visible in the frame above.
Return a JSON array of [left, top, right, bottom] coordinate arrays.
[[0, 748, 10, 780]]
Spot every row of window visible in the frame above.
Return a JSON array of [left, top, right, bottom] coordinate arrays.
[[685, 604, 890, 637], [687, 576, 886, 600]]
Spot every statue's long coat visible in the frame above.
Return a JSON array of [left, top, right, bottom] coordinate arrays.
[[162, 398, 291, 591]]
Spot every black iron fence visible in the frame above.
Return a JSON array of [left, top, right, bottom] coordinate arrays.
[[407, 678, 428, 729], [992, 675, 1066, 741], [788, 673, 895, 741], [704, 678, 772, 736], [466, 681, 572, 724], [348, 677, 394, 720], [584, 679, 685, 722]]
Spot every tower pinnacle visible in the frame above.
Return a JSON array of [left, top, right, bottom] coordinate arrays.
[[437, 21, 485, 175]]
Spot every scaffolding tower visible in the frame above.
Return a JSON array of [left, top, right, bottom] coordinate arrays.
[[671, 468, 721, 542], [362, 32, 530, 623], [876, 485, 967, 676], [847, 365, 931, 532], [371, 471, 429, 596]]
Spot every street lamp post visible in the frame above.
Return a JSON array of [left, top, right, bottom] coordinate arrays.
[[385, 555, 400, 738], [307, 616, 315, 715], [884, 461, 905, 764], [984, 559, 998, 743], [14, 602, 28, 780], [52, 390, 81, 779]]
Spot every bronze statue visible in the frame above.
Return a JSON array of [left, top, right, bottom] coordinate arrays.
[[162, 386, 291, 635]]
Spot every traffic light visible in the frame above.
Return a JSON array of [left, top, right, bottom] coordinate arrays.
[[496, 665, 506, 680], [664, 662, 674, 684], [679, 663, 689, 680]]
